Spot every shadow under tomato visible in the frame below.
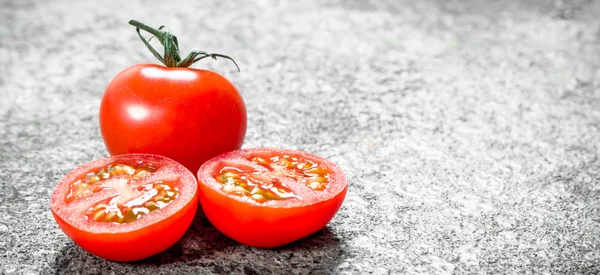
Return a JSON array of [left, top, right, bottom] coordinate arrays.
[[52, 209, 345, 274]]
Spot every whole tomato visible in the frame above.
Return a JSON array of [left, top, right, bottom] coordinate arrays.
[[100, 20, 246, 173]]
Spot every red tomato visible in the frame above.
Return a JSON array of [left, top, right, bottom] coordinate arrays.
[[99, 64, 246, 173], [197, 148, 348, 248], [50, 154, 198, 262]]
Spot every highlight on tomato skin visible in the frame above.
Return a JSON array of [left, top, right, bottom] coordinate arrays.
[[50, 154, 198, 262], [197, 148, 348, 248]]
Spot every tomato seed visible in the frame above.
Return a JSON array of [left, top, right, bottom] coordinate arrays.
[[89, 176, 100, 184], [132, 170, 147, 180], [264, 192, 278, 200], [93, 204, 105, 211], [223, 184, 235, 193], [280, 158, 292, 167], [144, 201, 158, 210], [105, 212, 117, 222], [124, 210, 137, 223], [252, 157, 269, 166], [309, 181, 320, 190], [123, 166, 136, 175], [92, 210, 105, 221], [251, 193, 266, 203], [84, 173, 95, 181], [234, 186, 248, 194]]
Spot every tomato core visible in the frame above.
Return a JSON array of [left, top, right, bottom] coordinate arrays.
[[86, 181, 179, 223], [65, 164, 156, 203], [216, 167, 298, 203], [63, 163, 181, 224], [249, 155, 331, 191]]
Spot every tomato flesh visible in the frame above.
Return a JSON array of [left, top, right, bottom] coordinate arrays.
[[65, 164, 156, 203], [249, 155, 332, 191], [216, 166, 299, 203], [214, 155, 332, 203], [197, 148, 348, 248], [51, 154, 198, 262], [86, 180, 179, 224]]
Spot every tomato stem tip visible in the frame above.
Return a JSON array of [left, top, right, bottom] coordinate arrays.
[[128, 19, 240, 71]]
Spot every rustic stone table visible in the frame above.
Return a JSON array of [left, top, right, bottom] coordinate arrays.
[[1, 0, 599, 273]]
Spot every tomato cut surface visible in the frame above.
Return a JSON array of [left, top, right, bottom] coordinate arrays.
[[51, 154, 198, 262], [197, 148, 348, 248]]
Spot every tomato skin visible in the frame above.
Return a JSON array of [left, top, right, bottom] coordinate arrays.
[[51, 202, 196, 262], [200, 184, 346, 248], [99, 64, 247, 173], [197, 148, 348, 248], [50, 154, 198, 262]]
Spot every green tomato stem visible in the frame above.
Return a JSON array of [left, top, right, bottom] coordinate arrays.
[[128, 19, 240, 71]]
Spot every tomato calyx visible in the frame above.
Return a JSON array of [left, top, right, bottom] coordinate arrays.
[[128, 19, 240, 71]]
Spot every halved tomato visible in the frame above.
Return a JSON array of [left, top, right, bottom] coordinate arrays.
[[197, 148, 348, 248], [50, 154, 198, 262]]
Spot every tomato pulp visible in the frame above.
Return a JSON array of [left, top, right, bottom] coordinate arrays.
[[99, 64, 247, 173], [50, 154, 198, 261], [197, 148, 348, 248]]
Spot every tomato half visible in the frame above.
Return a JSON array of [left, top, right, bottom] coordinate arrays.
[[197, 148, 348, 248], [99, 63, 247, 173], [50, 154, 198, 262]]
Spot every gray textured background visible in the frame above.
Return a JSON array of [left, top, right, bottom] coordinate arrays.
[[1, 0, 600, 274]]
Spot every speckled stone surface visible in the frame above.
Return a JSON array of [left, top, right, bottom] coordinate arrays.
[[2, 0, 600, 274]]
